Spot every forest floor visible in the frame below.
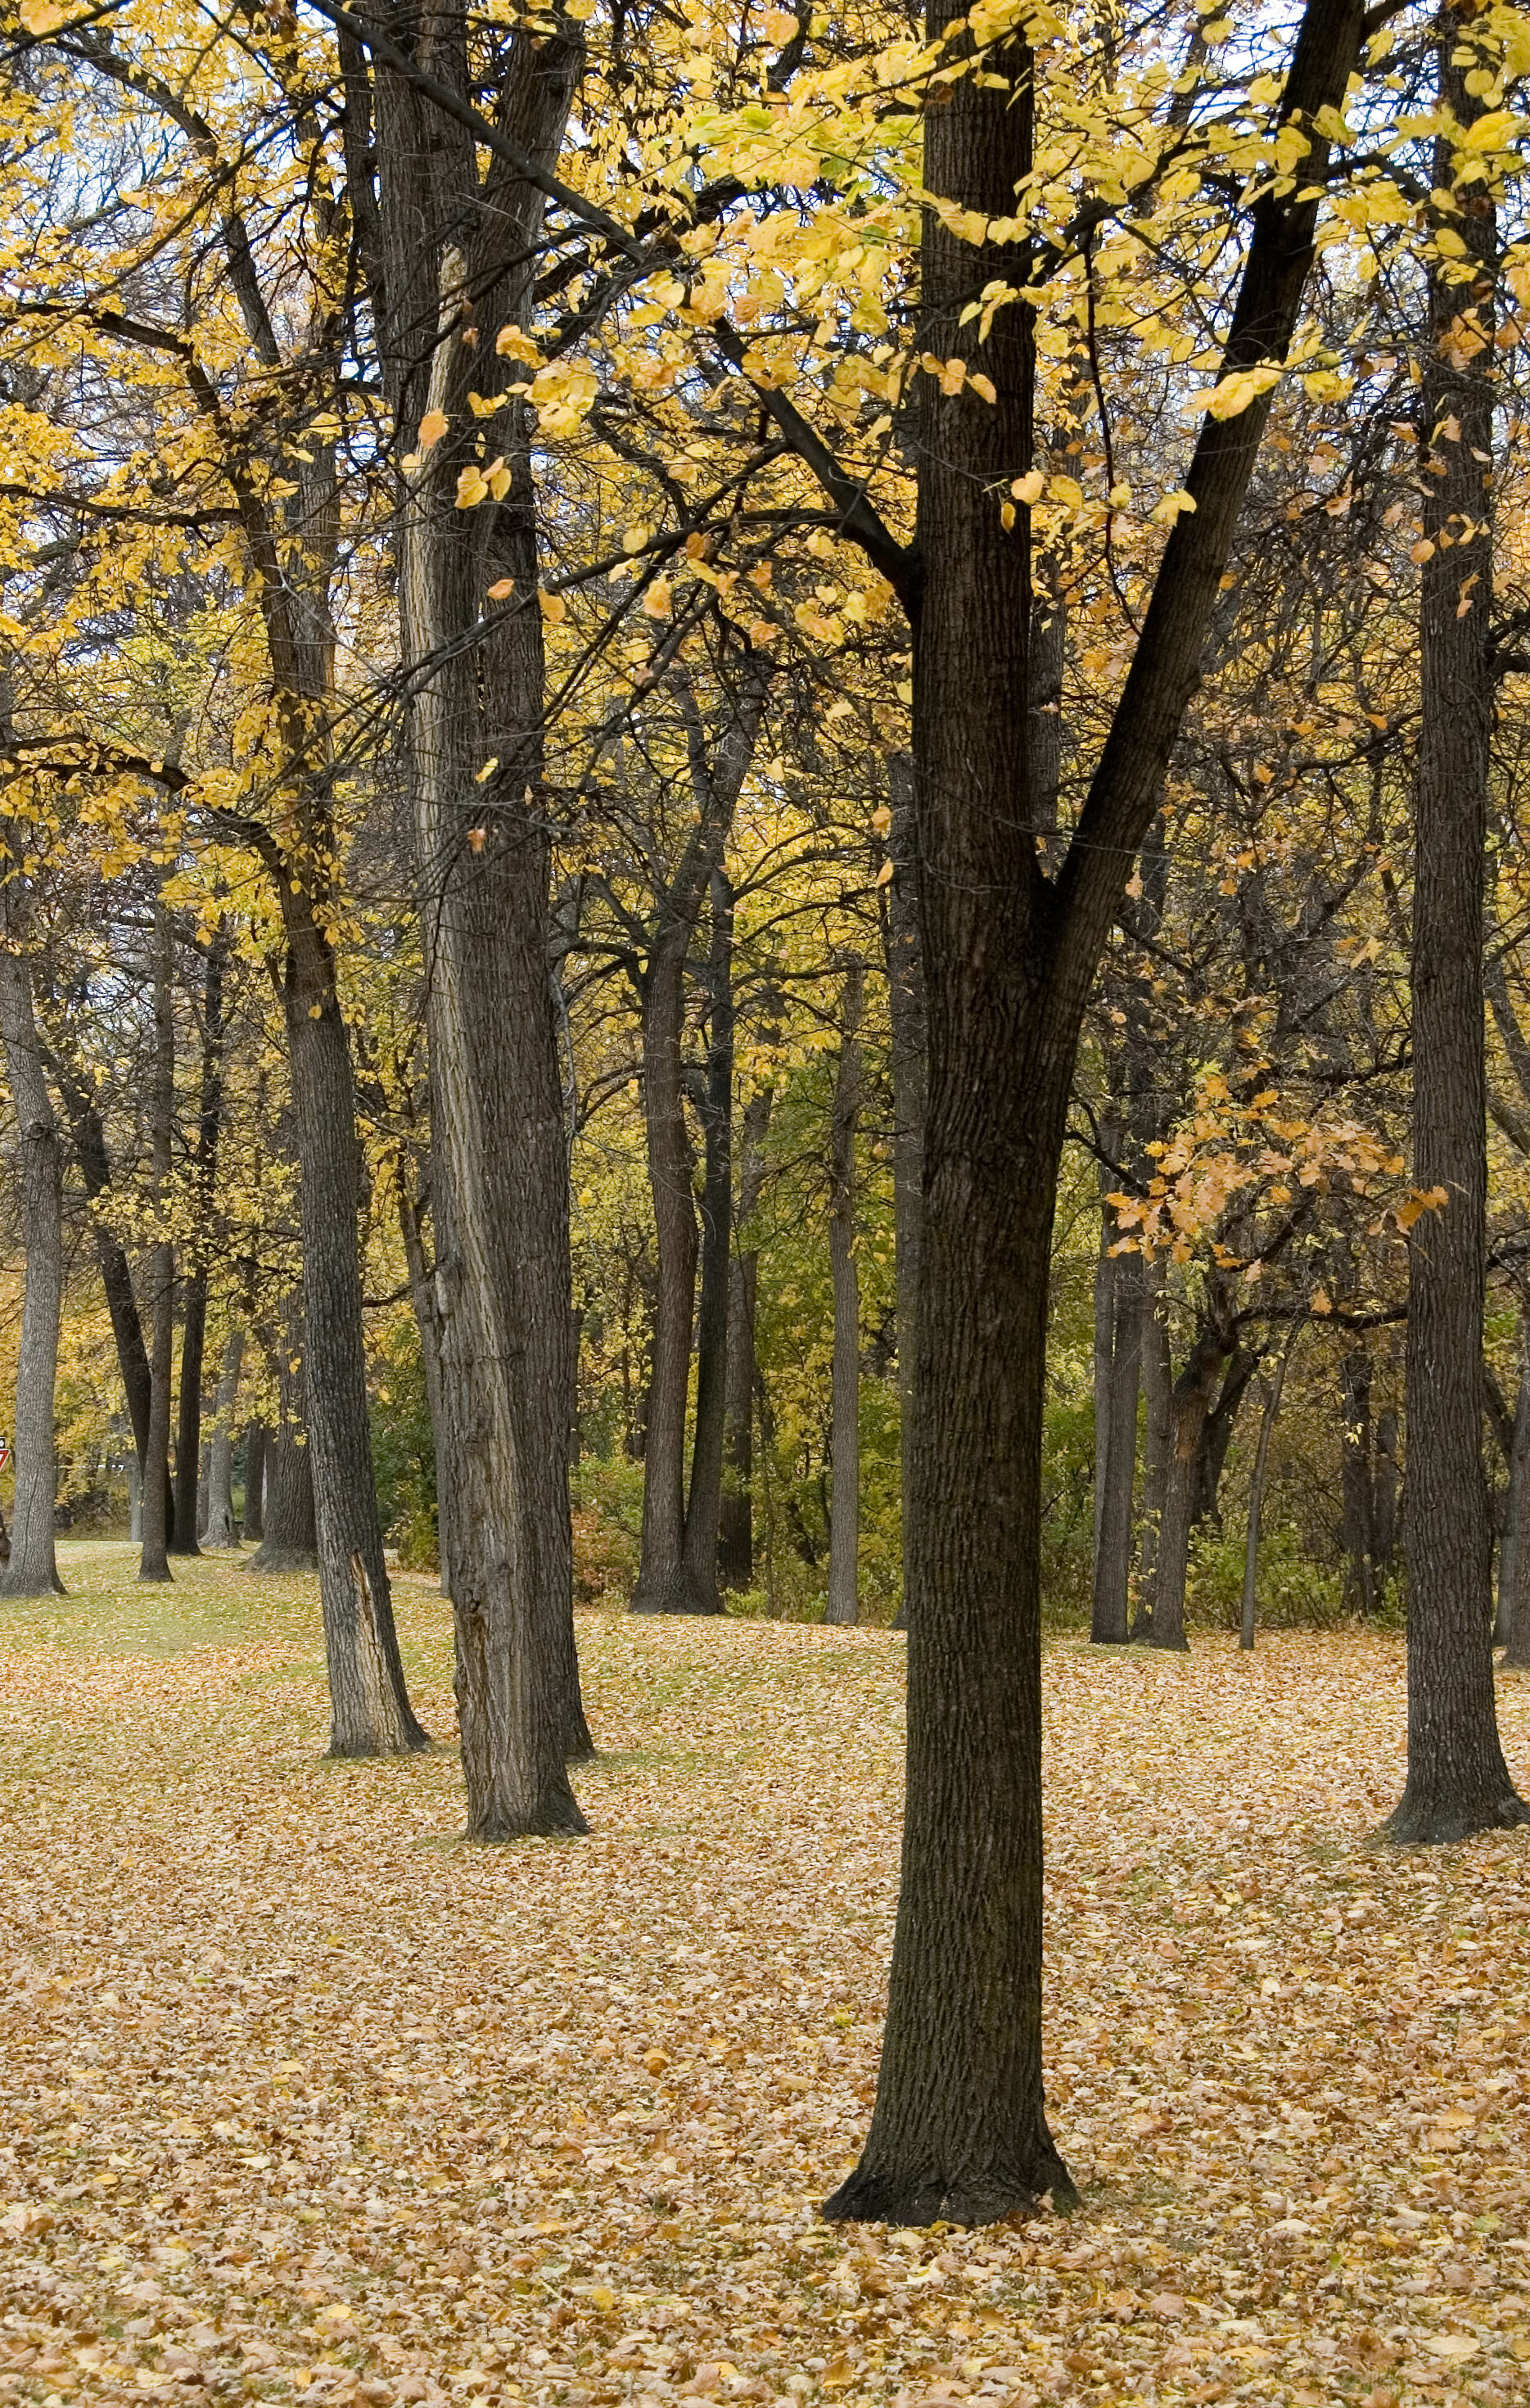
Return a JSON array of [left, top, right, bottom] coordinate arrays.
[[2, 1548, 1529, 2408]]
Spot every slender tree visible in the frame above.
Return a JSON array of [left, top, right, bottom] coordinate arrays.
[[824, 956, 864, 1628], [1390, 14, 1526, 1842], [0, 865, 65, 1597]]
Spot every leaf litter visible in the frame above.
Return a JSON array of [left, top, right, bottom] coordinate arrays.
[[2, 1544, 1528, 2408]]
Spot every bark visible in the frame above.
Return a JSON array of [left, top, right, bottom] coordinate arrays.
[[373, 8, 592, 1823], [825, 959, 865, 1627], [1091, 1204, 1142, 1646], [680, 869, 735, 1611], [630, 663, 769, 1614], [280, 932, 427, 1753], [0, 897, 64, 1597], [1149, 1326, 1230, 1652], [138, 902, 175, 1586], [47, 1062, 157, 1507], [127, 1452, 142, 1543], [719, 1088, 770, 1589], [1340, 1344, 1377, 1615], [826, 0, 1369, 2228], [171, 922, 231, 1555], [882, 755, 925, 1634], [1240, 1330, 1296, 1651], [241, 1420, 266, 1542], [246, 1328, 318, 1570], [1190, 1343, 1258, 1532], [1497, 1315, 1530, 1648], [201, 1326, 244, 1547], [1134, 1285, 1173, 1630], [1391, 25, 1526, 1841], [398, 1166, 454, 1593]]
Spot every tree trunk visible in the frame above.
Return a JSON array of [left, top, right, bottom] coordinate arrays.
[[1497, 1320, 1530, 1647], [170, 920, 231, 1556], [1134, 1284, 1173, 1633], [47, 1064, 167, 1533], [1091, 1206, 1142, 1646], [1190, 1342, 1257, 1532], [138, 902, 175, 1586], [883, 753, 925, 1634], [128, 1452, 142, 1543], [719, 1088, 770, 1589], [0, 902, 64, 1598], [1391, 24, 1526, 1841], [372, 10, 592, 1825], [201, 1326, 244, 1547], [247, 1330, 318, 1570], [1149, 1328, 1229, 1652], [241, 1420, 266, 1542], [172, 1270, 208, 1558], [1241, 1330, 1297, 1651], [825, 0, 1366, 2228], [1340, 1343, 1377, 1615], [398, 1166, 454, 1593], [680, 869, 735, 1611], [280, 933, 427, 1753], [630, 668, 768, 1615], [825, 960, 865, 1627]]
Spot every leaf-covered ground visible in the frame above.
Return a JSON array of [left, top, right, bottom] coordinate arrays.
[[2, 1548, 1529, 2408]]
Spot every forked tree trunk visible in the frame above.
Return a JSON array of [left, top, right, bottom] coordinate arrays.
[[631, 666, 769, 1615], [201, 1327, 244, 1547], [825, 0, 1366, 2225], [719, 1088, 770, 1589], [0, 908, 64, 1598], [372, 11, 591, 1826], [247, 1319, 318, 1570], [241, 1419, 266, 1542], [139, 902, 175, 1586], [1149, 1328, 1229, 1653], [681, 869, 735, 1611], [1391, 25, 1525, 1841], [825, 959, 864, 1627]]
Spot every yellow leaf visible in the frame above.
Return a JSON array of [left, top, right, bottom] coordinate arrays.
[[642, 576, 673, 618], [875, 858, 895, 888], [486, 577, 515, 600], [539, 589, 567, 623], [1010, 470, 1045, 505], [417, 408, 449, 450]]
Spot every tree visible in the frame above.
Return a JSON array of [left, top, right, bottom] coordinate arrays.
[[824, 0, 1373, 2226], [1390, 10, 1527, 1843], [824, 956, 864, 1627], [0, 854, 64, 1597]]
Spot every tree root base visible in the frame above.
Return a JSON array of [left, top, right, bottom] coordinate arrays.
[[1385, 1782, 1530, 1846], [245, 1546, 320, 1574], [463, 1801, 591, 1841], [630, 1565, 726, 1615], [821, 2153, 1078, 2229]]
